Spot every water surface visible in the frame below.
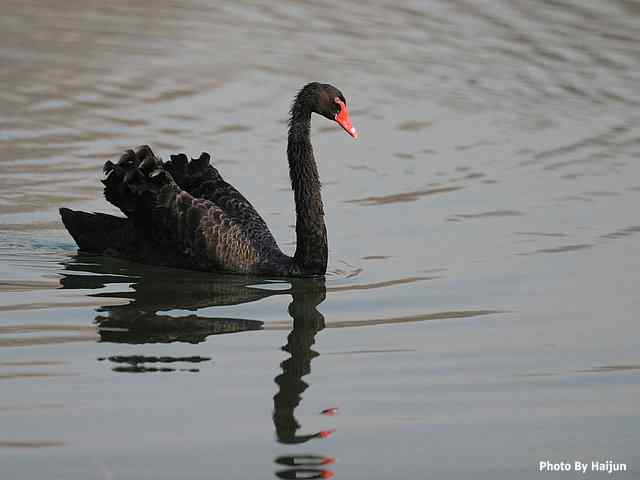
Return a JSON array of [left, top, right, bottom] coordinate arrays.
[[1, 1, 639, 478]]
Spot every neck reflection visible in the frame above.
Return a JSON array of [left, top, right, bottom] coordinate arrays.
[[273, 279, 335, 479]]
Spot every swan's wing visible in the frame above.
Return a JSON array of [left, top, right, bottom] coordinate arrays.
[[163, 151, 273, 231], [163, 150, 284, 259], [102, 147, 277, 273]]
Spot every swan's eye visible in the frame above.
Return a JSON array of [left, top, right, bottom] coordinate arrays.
[[333, 97, 345, 117]]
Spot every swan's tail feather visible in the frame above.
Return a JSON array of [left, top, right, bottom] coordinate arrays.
[[102, 146, 179, 221], [164, 153, 189, 186], [59, 208, 137, 255], [164, 152, 223, 195], [100, 146, 208, 261]]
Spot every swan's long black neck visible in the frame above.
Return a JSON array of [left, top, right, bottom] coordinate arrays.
[[287, 101, 328, 275]]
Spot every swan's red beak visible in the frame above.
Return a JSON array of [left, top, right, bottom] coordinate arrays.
[[335, 98, 358, 139]]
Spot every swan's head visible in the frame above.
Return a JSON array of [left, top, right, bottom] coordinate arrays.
[[297, 82, 358, 139]]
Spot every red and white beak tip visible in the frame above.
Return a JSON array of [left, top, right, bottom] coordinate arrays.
[[335, 98, 358, 139]]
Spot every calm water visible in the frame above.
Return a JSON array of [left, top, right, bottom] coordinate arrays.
[[1, 0, 640, 478]]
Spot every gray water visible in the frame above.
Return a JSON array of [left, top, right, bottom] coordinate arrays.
[[1, 1, 640, 478]]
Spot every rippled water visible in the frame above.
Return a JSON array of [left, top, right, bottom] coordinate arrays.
[[1, 1, 640, 478]]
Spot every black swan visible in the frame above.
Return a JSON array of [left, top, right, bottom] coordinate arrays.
[[60, 82, 357, 277]]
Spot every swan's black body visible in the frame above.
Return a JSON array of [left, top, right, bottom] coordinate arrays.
[[60, 83, 356, 277]]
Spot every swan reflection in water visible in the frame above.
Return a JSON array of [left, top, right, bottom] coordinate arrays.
[[60, 255, 273, 345], [59, 254, 335, 478], [273, 281, 336, 479]]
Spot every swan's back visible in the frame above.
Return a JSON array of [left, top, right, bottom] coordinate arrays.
[[64, 146, 293, 275]]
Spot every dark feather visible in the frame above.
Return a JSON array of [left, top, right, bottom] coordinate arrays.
[[94, 145, 293, 274]]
